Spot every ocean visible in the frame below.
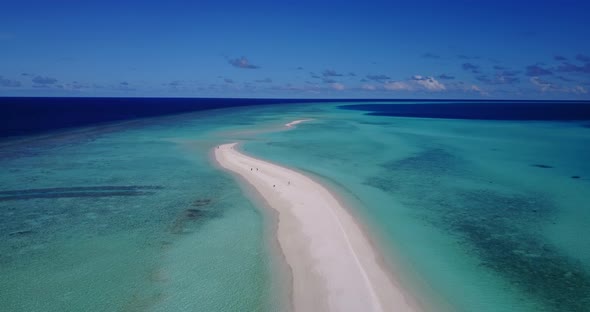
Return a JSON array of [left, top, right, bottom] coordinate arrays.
[[1, 98, 589, 311]]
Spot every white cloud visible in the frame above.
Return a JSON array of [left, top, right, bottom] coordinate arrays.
[[573, 85, 588, 94], [382, 75, 446, 92], [530, 77, 589, 95], [470, 84, 489, 96], [530, 77, 553, 92], [330, 82, 345, 90], [361, 84, 377, 91], [384, 81, 413, 91], [412, 75, 446, 91]]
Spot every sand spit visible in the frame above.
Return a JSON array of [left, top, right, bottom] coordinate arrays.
[[214, 139, 420, 311], [285, 119, 312, 128]]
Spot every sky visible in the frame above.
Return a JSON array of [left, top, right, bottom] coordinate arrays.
[[1, 0, 590, 99]]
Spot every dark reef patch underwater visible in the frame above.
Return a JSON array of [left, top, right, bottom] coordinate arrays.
[[0, 185, 163, 201], [364, 147, 590, 311]]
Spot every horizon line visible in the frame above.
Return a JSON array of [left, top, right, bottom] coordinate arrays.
[[1, 96, 590, 102]]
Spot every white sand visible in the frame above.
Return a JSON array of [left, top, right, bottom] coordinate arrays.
[[285, 119, 312, 128], [214, 136, 421, 311]]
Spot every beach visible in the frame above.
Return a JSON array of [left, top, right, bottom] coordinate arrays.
[[214, 121, 420, 312]]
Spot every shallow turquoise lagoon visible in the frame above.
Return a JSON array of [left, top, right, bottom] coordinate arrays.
[[0, 106, 286, 311], [1, 102, 589, 311]]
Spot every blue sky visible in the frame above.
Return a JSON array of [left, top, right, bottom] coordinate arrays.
[[1, 0, 590, 99]]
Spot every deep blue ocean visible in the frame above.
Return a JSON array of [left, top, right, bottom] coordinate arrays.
[[340, 101, 590, 120], [0, 97, 322, 137], [2, 98, 590, 139]]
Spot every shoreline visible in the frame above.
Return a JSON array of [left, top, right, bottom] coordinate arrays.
[[213, 129, 421, 311]]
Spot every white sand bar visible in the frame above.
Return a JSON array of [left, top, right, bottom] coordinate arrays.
[[214, 143, 420, 312], [285, 119, 311, 128]]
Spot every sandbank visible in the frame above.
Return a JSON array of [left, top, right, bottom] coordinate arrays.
[[214, 123, 420, 311]]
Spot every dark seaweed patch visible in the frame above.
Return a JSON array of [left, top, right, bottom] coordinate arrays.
[[364, 176, 400, 193], [192, 199, 212, 207], [184, 209, 206, 219], [364, 149, 590, 311], [0, 185, 163, 195], [170, 200, 218, 234], [447, 190, 590, 311], [8, 230, 33, 236], [571, 176, 581, 179], [452, 219, 590, 311], [532, 164, 553, 169], [380, 148, 459, 177], [0, 191, 156, 201], [0, 185, 162, 201]]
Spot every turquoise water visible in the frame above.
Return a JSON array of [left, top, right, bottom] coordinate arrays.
[[0, 107, 283, 311], [1, 102, 589, 311], [244, 103, 590, 311]]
